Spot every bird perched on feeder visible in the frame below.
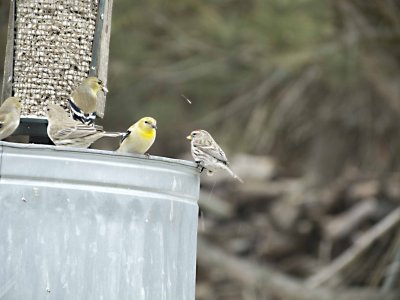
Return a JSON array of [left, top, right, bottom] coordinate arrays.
[[187, 129, 243, 183], [47, 104, 121, 148], [68, 77, 108, 125], [0, 97, 22, 140], [117, 117, 157, 155]]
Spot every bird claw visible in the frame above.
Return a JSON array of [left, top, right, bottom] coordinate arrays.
[[196, 162, 205, 173], [144, 153, 150, 159]]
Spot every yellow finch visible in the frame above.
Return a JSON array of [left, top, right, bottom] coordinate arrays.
[[47, 104, 120, 148], [117, 117, 157, 154], [0, 97, 22, 140], [187, 129, 243, 183], [68, 77, 108, 125]]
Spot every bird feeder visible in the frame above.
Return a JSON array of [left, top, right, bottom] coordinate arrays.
[[1, 0, 112, 141], [0, 142, 200, 299]]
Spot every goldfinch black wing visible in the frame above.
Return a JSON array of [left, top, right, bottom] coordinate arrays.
[[121, 130, 131, 143]]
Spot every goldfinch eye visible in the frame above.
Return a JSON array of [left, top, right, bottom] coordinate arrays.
[[144, 121, 149, 124]]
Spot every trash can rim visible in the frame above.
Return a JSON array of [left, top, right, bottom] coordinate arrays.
[[0, 141, 197, 169]]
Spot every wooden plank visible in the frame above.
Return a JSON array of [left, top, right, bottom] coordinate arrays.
[[92, 0, 113, 119], [89, 0, 105, 77], [1, 0, 15, 102]]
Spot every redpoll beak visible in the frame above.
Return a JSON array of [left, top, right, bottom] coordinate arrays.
[[186, 135, 192, 140], [102, 86, 108, 94]]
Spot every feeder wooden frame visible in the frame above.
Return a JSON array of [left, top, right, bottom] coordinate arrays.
[[1, 0, 113, 138]]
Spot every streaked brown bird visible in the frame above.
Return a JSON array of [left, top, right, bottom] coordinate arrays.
[[47, 104, 120, 148], [187, 129, 243, 182]]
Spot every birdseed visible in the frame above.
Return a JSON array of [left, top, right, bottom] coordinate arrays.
[[13, 0, 98, 117]]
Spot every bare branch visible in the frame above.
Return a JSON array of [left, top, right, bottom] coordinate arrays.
[[307, 208, 400, 288], [197, 235, 400, 300]]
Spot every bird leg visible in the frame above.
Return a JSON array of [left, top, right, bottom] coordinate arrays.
[[196, 161, 205, 173]]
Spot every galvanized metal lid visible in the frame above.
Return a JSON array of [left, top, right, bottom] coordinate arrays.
[[0, 141, 200, 202]]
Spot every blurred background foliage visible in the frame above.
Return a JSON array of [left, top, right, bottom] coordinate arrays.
[[106, 0, 332, 160], [108, 0, 400, 184]]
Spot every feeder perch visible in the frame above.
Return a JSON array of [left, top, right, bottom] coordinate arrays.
[[1, 0, 113, 141]]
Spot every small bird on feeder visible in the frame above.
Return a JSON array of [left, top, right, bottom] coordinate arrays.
[[0, 97, 22, 140], [47, 104, 121, 148], [117, 117, 157, 155], [187, 129, 243, 183], [68, 77, 108, 125]]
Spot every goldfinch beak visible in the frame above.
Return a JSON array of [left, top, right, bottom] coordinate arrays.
[[151, 124, 157, 129], [186, 135, 192, 140], [102, 86, 108, 94]]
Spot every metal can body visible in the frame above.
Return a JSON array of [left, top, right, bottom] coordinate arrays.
[[0, 142, 199, 300]]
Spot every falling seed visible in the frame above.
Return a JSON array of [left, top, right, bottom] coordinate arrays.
[[181, 94, 192, 104]]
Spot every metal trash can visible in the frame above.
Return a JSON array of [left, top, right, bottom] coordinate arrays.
[[0, 142, 199, 300]]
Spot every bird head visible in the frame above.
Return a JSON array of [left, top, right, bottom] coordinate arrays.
[[0, 97, 22, 115], [83, 77, 108, 95], [187, 129, 209, 142], [3, 97, 22, 111], [137, 117, 157, 132]]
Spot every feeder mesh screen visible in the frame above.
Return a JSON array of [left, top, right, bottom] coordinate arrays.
[[13, 0, 98, 117]]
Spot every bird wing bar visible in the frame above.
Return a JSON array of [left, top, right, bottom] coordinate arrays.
[[74, 124, 101, 135], [68, 98, 83, 116], [197, 144, 229, 163], [56, 124, 98, 139], [68, 98, 96, 125], [121, 130, 131, 143], [55, 127, 75, 139], [93, 124, 104, 131]]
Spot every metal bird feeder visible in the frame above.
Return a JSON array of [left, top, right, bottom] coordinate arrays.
[[1, 0, 112, 141], [0, 142, 200, 299]]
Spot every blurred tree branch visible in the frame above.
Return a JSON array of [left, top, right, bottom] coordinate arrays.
[[197, 235, 400, 300], [307, 207, 400, 288]]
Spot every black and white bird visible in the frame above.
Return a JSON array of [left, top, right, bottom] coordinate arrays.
[[68, 77, 108, 125]]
